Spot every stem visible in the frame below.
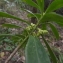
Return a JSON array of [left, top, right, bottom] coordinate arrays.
[[42, 34, 58, 63], [5, 12, 45, 63], [34, 12, 46, 31], [5, 36, 28, 63]]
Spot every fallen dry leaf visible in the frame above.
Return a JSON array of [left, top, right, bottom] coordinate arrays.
[[0, 52, 5, 58]]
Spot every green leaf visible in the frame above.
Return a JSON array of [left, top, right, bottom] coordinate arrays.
[[21, 9, 38, 19], [4, 45, 13, 51], [0, 12, 29, 24], [4, 38, 12, 43], [41, 12, 63, 24], [46, 0, 63, 13], [41, 23, 47, 30], [42, 35, 58, 63], [56, 22, 63, 27], [11, 36, 22, 43], [22, 8, 41, 21], [23, 0, 39, 10], [25, 35, 51, 63], [23, 0, 44, 13], [49, 23, 59, 39], [27, 13, 41, 20], [0, 34, 23, 43], [0, 34, 19, 38], [36, 0, 44, 13], [59, 53, 63, 63], [2, 24, 21, 28], [0, 34, 14, 37]]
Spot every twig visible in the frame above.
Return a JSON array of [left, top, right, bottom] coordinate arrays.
[[5, 43, 21, 63], [5, 36, 28, 63]]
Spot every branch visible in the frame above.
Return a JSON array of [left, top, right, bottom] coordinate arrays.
[[5, 36, 28, 63], [5, 43, 21, 63]]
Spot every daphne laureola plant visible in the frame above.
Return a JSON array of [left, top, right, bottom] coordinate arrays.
[[0, 0, 63, 63]]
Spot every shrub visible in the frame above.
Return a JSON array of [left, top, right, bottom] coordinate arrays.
[[0, 0, 63, 63]]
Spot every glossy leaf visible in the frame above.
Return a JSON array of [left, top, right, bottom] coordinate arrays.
[[0, 12, 29, 24], [46, 0, 63, 13], [49, 23, 59, 39], [41, 12, 63, 23], [25, 35, 51, 63], [23, 0, 39, 10], [36, 0, 44, 13], [2, 24, 21, 28], [42, 35, 58, 63]]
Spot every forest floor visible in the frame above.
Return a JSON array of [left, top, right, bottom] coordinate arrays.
[[0, 8, 63, 63], [0, 23, 63, 63]]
